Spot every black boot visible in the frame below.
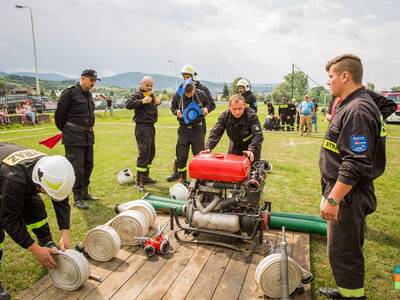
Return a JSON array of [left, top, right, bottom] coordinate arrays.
[[166, 161, 179, 182], [143, 170, 157, 184], [319, 287, 366, 299], [0, 253, 10, 300], [73, 194, 89, 210], [136, 172, 146, 193], [82, 186, 99, 201], [178, 171, 187, 184], [0, 283, 10, 300]]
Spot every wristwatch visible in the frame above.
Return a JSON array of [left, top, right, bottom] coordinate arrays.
[[327, 197, 339, 206]]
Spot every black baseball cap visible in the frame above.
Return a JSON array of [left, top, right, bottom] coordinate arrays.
[[81, 69, 101, 81]]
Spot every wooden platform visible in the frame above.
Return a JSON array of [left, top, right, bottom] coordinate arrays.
[[17, 215, 311, 300]]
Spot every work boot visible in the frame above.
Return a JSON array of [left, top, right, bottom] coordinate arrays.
[[166, 172, 179, 182], [178, 171, 187, 184], [166, 161, 179, 182], [136, 172, 146, 193], [82, 186, 99, 201], [143, 170, 157, 184], [319, 287, 366, 299], [73, 194, 89, 210], [0, 283, 10, 300]]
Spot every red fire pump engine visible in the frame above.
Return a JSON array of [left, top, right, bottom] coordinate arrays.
[[170, 153, 271, 250]]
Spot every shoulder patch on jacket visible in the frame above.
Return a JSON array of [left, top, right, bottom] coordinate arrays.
[[350, 135, 368, 153]]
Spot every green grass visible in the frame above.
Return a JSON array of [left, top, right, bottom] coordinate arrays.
[[1, 104, 399, 299]]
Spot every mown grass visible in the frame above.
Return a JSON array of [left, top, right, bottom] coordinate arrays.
[[0, 103, 399, 299]]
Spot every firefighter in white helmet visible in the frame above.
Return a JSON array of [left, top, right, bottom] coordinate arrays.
[[166, 64, 216, 182], [237, 78, 257, 112], [0, 143, 75, 299]]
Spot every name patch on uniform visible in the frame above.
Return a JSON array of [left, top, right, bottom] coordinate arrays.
[[350, 135, 368, 153], [322, 139, 339, 154], [2, 149, 46, 166]]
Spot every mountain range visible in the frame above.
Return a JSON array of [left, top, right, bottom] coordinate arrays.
[[0, 71, 277, 93]]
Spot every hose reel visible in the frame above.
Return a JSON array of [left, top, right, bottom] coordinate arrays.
[[83, 225, 121, 262], [255, 253, 313, 298], [49, 249, 101, 291]]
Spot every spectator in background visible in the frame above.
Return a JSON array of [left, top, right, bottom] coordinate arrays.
[[2, 105, 10, 124], [265, 100, 274, 116], [311, 98, 319, 133], [104, 97, 113, 116], [15, 103, 27, 124], [0, 109, 5, 125], [24, 101, 37, 124], [299, 95, 314, 136]]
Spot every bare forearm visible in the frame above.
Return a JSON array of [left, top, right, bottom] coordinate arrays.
[[328, 181, 352, 202]]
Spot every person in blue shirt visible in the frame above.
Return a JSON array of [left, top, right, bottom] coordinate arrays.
[[299, 95, 314, 136]]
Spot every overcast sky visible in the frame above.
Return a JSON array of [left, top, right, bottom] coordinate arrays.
[[1, 0, 399, 90]]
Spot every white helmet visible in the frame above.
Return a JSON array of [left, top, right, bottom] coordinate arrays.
[[117, 168, 134, 185], [237, 79, 251, 91], [181, 64, 198, 80], [32, 155, 75, 201], [169, 183, 190, 201]]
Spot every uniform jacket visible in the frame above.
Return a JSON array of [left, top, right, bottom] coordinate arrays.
[[54, 83, 95, 146], [0, 143, 70, 249], [206, 108, 264, 153], [126, 89, 160, 124], [171, 89, 212, 127], [242, 91, 257, 112], [320, 88, 386, 196]]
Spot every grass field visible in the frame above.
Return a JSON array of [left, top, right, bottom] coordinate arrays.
[[1, 103, 399, 299]]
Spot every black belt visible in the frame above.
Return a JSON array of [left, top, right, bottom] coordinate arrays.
[[65, 121, 93, 131], [181, 122, 203, 129]]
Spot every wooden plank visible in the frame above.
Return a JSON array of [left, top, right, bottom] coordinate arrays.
[[135, 243, 196, 300], [84, 247, 149, 299], [238, 230, 277, 300], [273, 230, 294, 256], [109, 235, 182, 299], [31, 215, 170, 300], [85, 217, 172, 300], [34, 247, 136, 300], [212, 250, 252, 300], [185, 247, 233, 300], [16, 275, 53, 300], [238, 253, 265, 300], [162, 245, 214, 300], [291, 233, 311, 300]]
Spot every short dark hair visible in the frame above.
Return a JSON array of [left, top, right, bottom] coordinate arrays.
[[325, 54, 363, 84], [184, 83, 194, 93], [229, 94, 245, 105]]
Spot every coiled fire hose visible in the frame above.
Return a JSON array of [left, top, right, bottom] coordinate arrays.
[[255, 252, 313, 298], [76, 200, 158, 260], [81, 225, 121, 262], [49, 249, 101, 291], [109, 209, 149, 246]]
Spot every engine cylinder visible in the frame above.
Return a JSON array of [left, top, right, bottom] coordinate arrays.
[[192, 211, 240, 233]]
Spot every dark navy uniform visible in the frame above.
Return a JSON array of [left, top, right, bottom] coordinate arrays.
[[288, 102, 296, 131], [320, 87, 387, 298], [195, 81, 216, 134], [171, 89, 212, 179], [241, 90, 257, 112], [55, 84, 95, 203], [0, 143, 70, 255], [206, 107, 264, 161], [278, 102, 290, 131], [126, 90, 160, 183]]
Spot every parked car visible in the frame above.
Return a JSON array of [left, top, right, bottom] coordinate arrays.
[[383, 92, 400, 124]]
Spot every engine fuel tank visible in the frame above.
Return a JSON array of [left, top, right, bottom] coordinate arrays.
[[189, 153, 251, 182]]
